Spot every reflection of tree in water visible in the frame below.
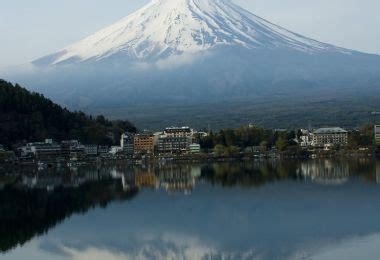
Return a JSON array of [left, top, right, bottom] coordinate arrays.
[[299, 159, 379, 185], [0, 159, 378, 253], [0, 178, 138, 252], [201, 161, 301, 187], [349, 158, 379, 183], [201, 159, 379, 187]]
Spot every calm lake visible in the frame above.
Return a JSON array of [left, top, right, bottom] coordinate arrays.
[[1, 159, 380, 260]]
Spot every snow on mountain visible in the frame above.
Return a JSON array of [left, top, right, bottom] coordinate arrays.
[[35, 0, 349, 66], [13, 0, 379, 129]]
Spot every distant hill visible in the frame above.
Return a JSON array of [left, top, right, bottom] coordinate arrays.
[[0, 80, 136, 148]]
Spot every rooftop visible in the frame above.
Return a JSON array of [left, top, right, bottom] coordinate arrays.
[[165, 126, 192, 132], [135, 134, 154, 138], [313, 127, 348, 134]]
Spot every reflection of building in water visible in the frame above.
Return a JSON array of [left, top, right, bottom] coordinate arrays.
[[18, 167, 127, 191], [300, 160, 350, 185], [135, 172, 157, 188], [5, 164, 201, 194], [376, 162, 380, 184], [191, 165, 202, 178], [22, 175, 62, 191], [157, 164, 196, 194], [120, 172, 136, 191]]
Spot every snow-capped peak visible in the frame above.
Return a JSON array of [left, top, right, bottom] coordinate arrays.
[[39, 0, 347, 66]]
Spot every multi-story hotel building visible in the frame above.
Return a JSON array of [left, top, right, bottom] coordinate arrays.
[[157, 127, 194, 154], [312, 127, 348, 147], [134, 134, 154, 154]]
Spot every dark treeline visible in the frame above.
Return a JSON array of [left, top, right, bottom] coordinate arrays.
[[0, 80, 136, 148], [348, 124, 375, 148], [198, 126, 298, 152]]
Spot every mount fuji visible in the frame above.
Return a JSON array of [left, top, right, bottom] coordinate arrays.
[[6, 0, 380, 128]]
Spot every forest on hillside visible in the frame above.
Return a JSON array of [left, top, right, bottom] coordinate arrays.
[[0, 80, 136, 148]]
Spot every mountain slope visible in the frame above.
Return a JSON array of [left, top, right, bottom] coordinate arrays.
[[7, 0, 380, 129], [34, 0, 349, 66], [0, 80, 136, 147]]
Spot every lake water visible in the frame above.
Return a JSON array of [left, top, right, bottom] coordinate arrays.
[[1, 159, 380, 260]]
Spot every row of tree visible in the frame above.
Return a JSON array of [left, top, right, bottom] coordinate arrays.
[[196, 124, 376, 153], [0, 80, 136, 148], [197, 126, 297, 152]]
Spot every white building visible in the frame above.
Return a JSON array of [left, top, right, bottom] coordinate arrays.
[[375, 125, 380, 145], [109, 146, 123, 155], [299, 129, 313, 147], [312, 127, 348, 147], [18, 139, 62, 162]]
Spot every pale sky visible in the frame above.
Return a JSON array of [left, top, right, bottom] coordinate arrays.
[[1, 0, 379, 69]]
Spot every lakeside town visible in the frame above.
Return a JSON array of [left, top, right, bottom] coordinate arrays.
[[1, 124, 380, 167]]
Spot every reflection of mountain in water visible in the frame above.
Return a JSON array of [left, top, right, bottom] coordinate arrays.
[[32, 159, 380, 260], [0, 159, 379, 255]]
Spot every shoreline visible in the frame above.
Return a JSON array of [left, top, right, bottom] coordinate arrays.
[[1, 150, 379, 169]]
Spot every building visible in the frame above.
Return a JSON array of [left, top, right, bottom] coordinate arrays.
[[375, 125, 380, 145], [120, 132, 134, 155], [157, 127, 194, 154], [157, 136, 191, 154], [164, 126, 193, 138], [189, 143, 201, 153], [312, 127, 348, 147], [109, 146, 123, 155], [299, 129, 313, 147], [98, 145, 110, 155], [134, 134, 154, 154], [61, 140, 84, 159], [83, 145, 98, 156], [21, 139, 62, 162]]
